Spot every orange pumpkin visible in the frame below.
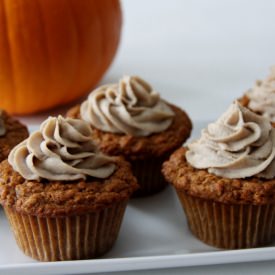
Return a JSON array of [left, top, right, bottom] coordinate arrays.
[[0, 0, 122, 114]]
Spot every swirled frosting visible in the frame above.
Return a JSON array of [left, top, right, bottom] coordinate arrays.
[[246, 67, 275, 122], [0, 110, 6, 136], [186, 102, 275, 179], [80, 75, 175, 136], [8, 116, 116, 181]]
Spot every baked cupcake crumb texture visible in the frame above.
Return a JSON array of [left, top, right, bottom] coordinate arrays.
[[0, 110, 29, 162], [163, 147, 275, 205], [68, 103, 192, 160], [0, 157, 137, 217]]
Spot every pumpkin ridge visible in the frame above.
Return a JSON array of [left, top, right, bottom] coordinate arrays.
[[1, 0, 17, 110], [35, 0, 52, 106], [96, 1, 105, 71], [96, 0, 122, 77], [66, 0, 81, 103], [89, 1, 104, 88], [36, 0, 62, 109], [69, 0, 103, 99], [38, 0, 77, 109]]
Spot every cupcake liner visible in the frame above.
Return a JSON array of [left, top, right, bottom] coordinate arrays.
[[4, 201, 127, 261], [131, 156, 168, 197], [176, 190, 275, 249]]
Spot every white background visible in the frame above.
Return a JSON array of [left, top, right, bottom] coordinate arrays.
[[106, 0, 275, 122], [19, 0, 275, 274]]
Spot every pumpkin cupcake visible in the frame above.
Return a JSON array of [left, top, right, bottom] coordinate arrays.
[[162, 101, 275, 249], [239, 66, 275, 126], [67, 75, 192, 197], [0, 109, 28, 161], [0, 116, 138, 261]]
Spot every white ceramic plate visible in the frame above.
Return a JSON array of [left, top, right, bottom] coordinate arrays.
[[1, 121, 275, 275]]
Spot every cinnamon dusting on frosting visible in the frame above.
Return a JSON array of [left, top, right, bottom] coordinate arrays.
[[8, 116, 116, 181], [246, 67, 275, 122], [186, 102, 275, 179], [80, 76, 174, 136]]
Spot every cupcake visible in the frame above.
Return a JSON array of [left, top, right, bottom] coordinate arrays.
[[162, 101, 275, 249], [0, 109, 28, 162], [239, 66, 275, 126], [0, 116, 138, 261], [67, 75, 192, 196]]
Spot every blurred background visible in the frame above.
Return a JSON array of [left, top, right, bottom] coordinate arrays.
[[103, 0, 275, 121], [18, 0, 275, 124]]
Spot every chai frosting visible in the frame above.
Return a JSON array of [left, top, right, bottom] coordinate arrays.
[[0, 110, 6, 136], [246, 67, 275, 122], [8, 116, 116, 181], [80, 75, 175, 136], [186, 102, 275, 179]]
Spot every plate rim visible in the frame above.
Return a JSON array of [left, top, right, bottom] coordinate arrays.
[[1, 247, 275, 274]]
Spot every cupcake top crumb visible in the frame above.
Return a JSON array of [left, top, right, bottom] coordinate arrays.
[[0, 157, 138, 217], [0, 110, 29, 162], [162, 147, 275, 205], [67, 103, 192, 160], [80, 75, 175, 136]]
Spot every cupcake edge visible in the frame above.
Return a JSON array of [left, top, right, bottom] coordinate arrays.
[[162, 147, 275, 249]]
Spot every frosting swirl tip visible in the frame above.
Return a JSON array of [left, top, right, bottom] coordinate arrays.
[[245, 66, 275, 122], [80, 75, 175, 136], [186, 101, 275, 179], [8, 116, 116, 182]]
